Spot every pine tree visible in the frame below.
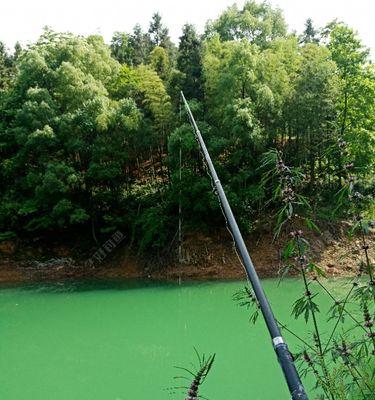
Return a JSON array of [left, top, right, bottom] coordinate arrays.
[[129, 24, 152, 66], [177, 24, 203, 99], [0, 41, 13, 90], [13, 42, 22, 62], [301, 18, 319, 43], [148, 12, 171, 49]]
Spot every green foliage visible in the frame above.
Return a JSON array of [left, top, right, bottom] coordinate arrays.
[[148, 12, 171, 48], [134, 65, 174, 133], [292, 293, 320, 323], [0, 41, 21, 91], [177, 24, 203, 100], [0, 30, 140, 237], [129, 24, 152, 66], [135, 203, 171, 253], [264, 154, 375, 399], [206, 0, 287, 47], [328, 23, 375, 175], [300, 18, 320, 44], [0, 4, 373, 259], [0, 15, 374, 396], [0, 231, 16, 241], [110, 32, 133, 65], [149, 46, 170, 80]]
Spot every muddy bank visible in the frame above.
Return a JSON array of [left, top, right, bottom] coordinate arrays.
[[0, 222, 373, 285]]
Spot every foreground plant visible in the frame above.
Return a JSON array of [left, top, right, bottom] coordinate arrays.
[[170, 349, 215, 400], [235, 149, 374, 399]]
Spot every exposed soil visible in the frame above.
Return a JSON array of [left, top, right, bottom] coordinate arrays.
[[0, 221, 373, 285]]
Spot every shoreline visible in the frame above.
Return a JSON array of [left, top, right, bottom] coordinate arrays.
[[0, 223, 373, 286]]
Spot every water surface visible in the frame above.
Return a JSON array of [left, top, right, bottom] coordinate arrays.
[[0, 278, 346, 399]]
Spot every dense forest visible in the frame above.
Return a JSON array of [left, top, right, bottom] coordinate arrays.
[[0, 1, 374, 257]]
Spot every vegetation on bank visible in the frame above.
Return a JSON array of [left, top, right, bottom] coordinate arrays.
[[0, 1, 374, 259], [234, 151, 375, 399]]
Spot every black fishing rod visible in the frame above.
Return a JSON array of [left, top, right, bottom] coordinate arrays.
[[181, 91, 308, 400]]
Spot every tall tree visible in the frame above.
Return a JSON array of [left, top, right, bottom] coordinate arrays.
[[256, 37, 300, 146], [206, 0, 287, 47], [128, 24, 152, 66], [0, 31, 141, 237], [0, 41, 13, 90], [149, 46, 170, 80], [328, 22, 374, 175], [202, 35, 266, 219], [290, 44, 339, 185], [177, 24, 203, 100], [148, 12, 171, 48], [328, 23, 369, 136], [110, 32, 133, 64], [13, 42, 22, 62], [300, 18, 319, 43]]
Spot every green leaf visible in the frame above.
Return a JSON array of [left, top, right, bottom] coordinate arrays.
[[282, 240, 296, 260], [305, 218, 321, 234], [307, 262, 326, 277]]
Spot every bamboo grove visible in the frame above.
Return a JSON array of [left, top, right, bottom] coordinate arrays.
[[0, 1, 374, 254]]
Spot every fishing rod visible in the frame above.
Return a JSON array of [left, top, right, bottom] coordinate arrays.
[[180, 91, 308, 400]]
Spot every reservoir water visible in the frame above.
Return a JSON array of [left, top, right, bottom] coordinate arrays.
[[0, 278, 345, 399]]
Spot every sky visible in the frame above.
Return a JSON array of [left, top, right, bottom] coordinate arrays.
[[1, 0, 374, 58]]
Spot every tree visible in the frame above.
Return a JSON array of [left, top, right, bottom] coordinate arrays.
[[289, 44, 339, 185], [128, 24, 152, 66], [256, 37, 300, 146], [148, 12, 171, 48], [201, 37, 268, 226], [0, 41, 13, 90], [300, 18, 319, 44], [113, 63, 174, 184], [0, 31, 141, 238], [13, 42, 22, 62], [167, 120, 222, 230], [0, 5, 373, 256], [203, 36, 259, 122], [328, 23, 369, 135], [206, 0, 287, 47], [134, 65, 174, 143], [148, 12, 177, 64], [177, 24, 203, 100], [327, 22, 374, 178], [110, 32, 133, 64], [149, 46, 170, 80]]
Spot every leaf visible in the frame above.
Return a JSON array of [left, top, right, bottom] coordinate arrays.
[[0, 231, 17, 241], [282, 239, 296, 260], [292, 294, 320, 322], [296, 194, 311, 209], [292, 296, 308, 320], [305, 218, 321, 234], [307, 262, 326, 277], [287, 202, 293, 217]]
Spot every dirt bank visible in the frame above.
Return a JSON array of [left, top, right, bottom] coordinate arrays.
[[0, 222, 373, 285]]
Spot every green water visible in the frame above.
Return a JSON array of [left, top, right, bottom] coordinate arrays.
[[0, 278, 345, 400]]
